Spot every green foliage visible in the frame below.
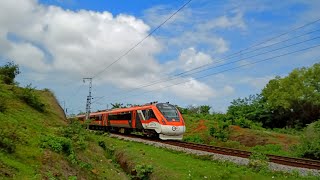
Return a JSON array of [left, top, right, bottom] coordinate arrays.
[[0, 95, 7, 113], [233, 117, 264, 129], [40, 135, 73, 155], [183, 135, 205, 144], [134, 164, 153, 180], [262, 63, 320, 128], [61, 121, 88, 150], [199, 105, 211, 114], [248, 152, 269, 172], [295, 120, 320, 160], [19, 84, 45, 112], [227, 94, 271, 126], [0, 61, 20, 85], [209, 122, 230, 142]]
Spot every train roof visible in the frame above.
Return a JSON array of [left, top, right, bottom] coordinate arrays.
[[76, 102, 170, 117]]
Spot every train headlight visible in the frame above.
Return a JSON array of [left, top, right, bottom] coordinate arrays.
[[172, 126, 177, 131]]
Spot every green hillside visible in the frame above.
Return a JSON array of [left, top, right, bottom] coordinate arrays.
[[0, 84, 128, 179]]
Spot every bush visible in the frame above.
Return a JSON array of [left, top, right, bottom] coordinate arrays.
[[295, 120, 320, 159], [40, 135, 73, 155], [248, 152, 269, 172], [209, 122, 230, 142], [134, 164, 153, 180], [19, 84, 45, 112], [61, 121, 88, 150], [0, 61, 20, 85]]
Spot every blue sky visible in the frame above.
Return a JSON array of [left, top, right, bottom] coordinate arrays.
[[0, 0, 320, 115]]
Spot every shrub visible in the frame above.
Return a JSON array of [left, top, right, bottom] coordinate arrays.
[[234, 117, 252, 128], [248, 152, 269, 172], [134, 164, 153, 180], [61, 121, 88, 150], [40, 135, 73, 155], [0, 61, 20, 85], [19, 84, 45, 112], [209, 122, 230, 142], [295, 120, 320, 160]]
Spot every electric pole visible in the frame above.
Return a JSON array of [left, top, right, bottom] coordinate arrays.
[[83, 78, 93, 120]]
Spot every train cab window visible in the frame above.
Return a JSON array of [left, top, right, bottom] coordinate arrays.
[[156, 103, 180, 122]]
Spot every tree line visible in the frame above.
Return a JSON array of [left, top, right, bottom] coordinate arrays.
[[178, 63, 320, 129]]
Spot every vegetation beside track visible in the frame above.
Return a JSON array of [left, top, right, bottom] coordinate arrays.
[[0, 64, 128, 179]]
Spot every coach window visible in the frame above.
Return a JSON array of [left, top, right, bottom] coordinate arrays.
[[145, 109, 156, 119]]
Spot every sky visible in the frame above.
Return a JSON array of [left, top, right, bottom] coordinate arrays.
[[0, 0, 320, 115]]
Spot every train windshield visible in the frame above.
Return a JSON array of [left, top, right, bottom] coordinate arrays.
[[156, 103, 180, 122]]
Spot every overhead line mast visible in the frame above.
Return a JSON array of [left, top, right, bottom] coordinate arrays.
[[83, 78, 93, 120]]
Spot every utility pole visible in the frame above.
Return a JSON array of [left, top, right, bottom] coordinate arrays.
[[83, 78, 93, 120]]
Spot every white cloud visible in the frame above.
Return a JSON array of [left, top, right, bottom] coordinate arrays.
[[198, 11, 246, 31], [170, 78, 216, 101], [0, 0, 218, 102], [177, 47, 213, 71]]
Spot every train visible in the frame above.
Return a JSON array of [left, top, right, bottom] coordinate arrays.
[[77, 102, 186, 140]]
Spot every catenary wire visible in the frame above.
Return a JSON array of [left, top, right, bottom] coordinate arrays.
[[106, 44, 320, 103], [90, 35, 320, 104]]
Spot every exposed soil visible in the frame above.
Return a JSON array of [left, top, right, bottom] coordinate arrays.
[[191, 120, 208, 133]]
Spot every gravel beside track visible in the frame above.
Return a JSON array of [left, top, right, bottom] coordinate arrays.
[[110, 134, 320, 176]]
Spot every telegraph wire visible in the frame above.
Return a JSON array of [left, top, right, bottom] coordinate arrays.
[[107, 44, 320, 103], [90, 35, 320, 104], [96, 28, 320, 98]]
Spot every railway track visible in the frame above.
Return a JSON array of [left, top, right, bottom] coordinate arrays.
[[114, 133, 320, 170]]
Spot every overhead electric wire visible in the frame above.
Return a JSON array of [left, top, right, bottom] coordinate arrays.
[[92, 0, 193, 79], [75, 12, 320, 112], [162, 17, 320, 77], [95, 28, 320, 98], [107, 44, 320, 102], [90, 34, 320, 105]]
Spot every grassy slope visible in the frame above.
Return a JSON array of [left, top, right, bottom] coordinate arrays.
[[0, 84, 127, 179]]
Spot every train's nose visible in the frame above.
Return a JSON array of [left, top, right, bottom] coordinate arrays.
[[161, 125, 186, 135]]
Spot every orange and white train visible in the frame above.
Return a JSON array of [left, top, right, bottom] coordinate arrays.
[[77, 102, 186, 140]]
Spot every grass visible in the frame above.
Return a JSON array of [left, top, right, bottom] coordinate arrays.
[[0, 84, 128, 179], [101, 136, 319, 180]]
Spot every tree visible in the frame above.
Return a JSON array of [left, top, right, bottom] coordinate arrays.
[[199, 105, 211, 114], [262, 63, 320, 128], [110, 103, 125, 109], [227, 94, 271, 126], [0, 61, 20, 85]]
